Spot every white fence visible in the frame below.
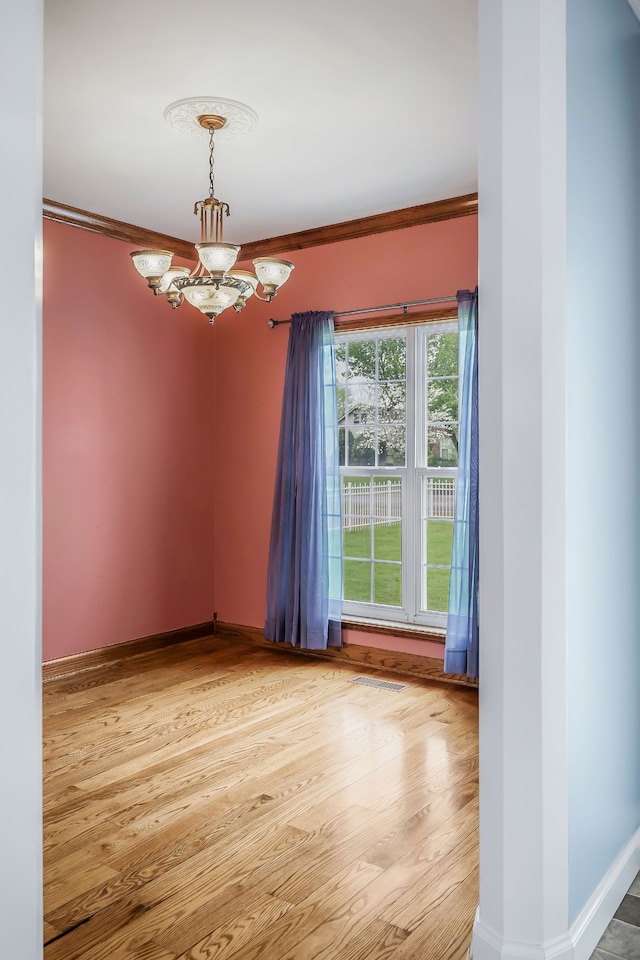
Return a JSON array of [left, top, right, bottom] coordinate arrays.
[[342, 478, 455, 530], [342, 480, 401, 530], [425, 478, 456, 519]]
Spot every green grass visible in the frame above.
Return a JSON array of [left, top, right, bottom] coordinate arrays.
[[426, 521, 454, 565], [342, 522, 401, 561], [342, 519, 453, 611], [426, 565, 451, 613], [343, 557, 402, 606]]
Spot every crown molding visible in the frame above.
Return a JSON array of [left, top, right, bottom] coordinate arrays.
[[239, 193, 478, 260], [42, 198, 195, 260], [628, 0, 640, 23], [43, 192, 478, 261]]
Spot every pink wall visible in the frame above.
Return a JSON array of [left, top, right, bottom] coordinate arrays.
[[43, 214, 477, 663], [43, 221, 217, 660], [340, 629, 446, 660], [212, 216, 478, 656]]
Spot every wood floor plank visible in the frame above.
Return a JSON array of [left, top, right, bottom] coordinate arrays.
[[45, 809, 218, 931], [385, 871, 478, 960], [243, 853, 415, 960], [44, 852, 119, 914], [206, 859, 386, 960], [43, 637, 237, 714], [379, 828, 479, 932], [152, 881, 294, 957], [45, 661, 372, 799], [44, 920, 60, 944], [44, 639, 478, 960], [46, 821, 310, 960], [360, 783, 478, 870], [45, 671, 308, 786], [167, 892, 293, 959], [102, 710, 422, 848], [267, 788, 476, 909], [329, 918, 409, 960]]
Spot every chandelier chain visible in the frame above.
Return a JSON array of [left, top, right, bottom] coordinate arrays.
[[208, 125, 215, 199]]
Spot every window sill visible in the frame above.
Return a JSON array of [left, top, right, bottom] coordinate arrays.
[[341, 616, 446, 645]]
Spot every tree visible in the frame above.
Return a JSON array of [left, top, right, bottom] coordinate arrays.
[[336, 337, 406, 466], [336, 331, 459, 468], [426, 331, 458, 466]]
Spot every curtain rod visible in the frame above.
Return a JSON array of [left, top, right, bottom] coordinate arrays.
[[267, 295, 457, 328]]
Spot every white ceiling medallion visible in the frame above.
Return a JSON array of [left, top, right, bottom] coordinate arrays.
[[163, 97, 259, 140]]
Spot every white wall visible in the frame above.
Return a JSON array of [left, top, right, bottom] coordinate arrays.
[[0, 0, 43, 956], [566, 0, 640, 923], [476, 1, 640, 957], [475, 1, 569, 956]]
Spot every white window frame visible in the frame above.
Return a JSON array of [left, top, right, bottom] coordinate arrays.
[[337, 321, 458, 629]]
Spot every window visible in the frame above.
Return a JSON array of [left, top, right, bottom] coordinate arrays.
[[336, 322, 458, 628]]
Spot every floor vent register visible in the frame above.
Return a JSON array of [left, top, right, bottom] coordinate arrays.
[[349, 676, 407, 692]]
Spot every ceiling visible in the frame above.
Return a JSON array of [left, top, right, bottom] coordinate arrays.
[[44, 0, 477, 246]]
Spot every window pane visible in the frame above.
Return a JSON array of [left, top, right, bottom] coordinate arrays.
[[347, 340, 376, 383], [342, 477, 372, 558], [343, 526, 371, 559], [426, 520, 453, 565], [427, 331, 458, 378], [371, 476, 402, 521], [425, 327, 459, 474], [378, 382, 405, 423], [347, 383, 376, 424], [421, 477, 455, 614], [379, 425, 405, 466], [338, 427, 346, 466], [427, 377, 458, 423], [423, 476, 456, 519], [426, 566, 451, 612], [335, 343, 346, 381], [348, 428, 376, 466], [427, 423, 458, 466], [374, 563, 402, 606], [344, 560, 371, 602], [379, 337, 406, 381], [374, 522, 401, 562]]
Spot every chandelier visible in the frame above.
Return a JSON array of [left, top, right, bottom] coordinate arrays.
[[130, 99, 294, 324]]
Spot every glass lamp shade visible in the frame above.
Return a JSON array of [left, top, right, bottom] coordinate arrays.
[[159, 265, 191, 309], [228, 270, 259, 309], [159, 265, 191, 294], [178, 279, 241, 322], [130, 250, 174, 290], [196, 242, 240, 279], [253, 258, 295, 298]]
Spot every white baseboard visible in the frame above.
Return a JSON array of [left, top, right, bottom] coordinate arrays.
[[470, 825, 640, 960], [471, 919, 573, 960], [569, 825, 640, 960]]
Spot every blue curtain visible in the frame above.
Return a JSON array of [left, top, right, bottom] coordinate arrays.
[[444, 288, 479, 679], [265, 311, 342, 649]]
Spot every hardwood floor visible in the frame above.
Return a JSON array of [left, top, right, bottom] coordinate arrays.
[[43, 634, 478, 960]]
